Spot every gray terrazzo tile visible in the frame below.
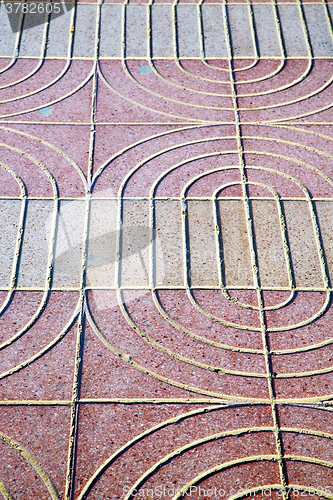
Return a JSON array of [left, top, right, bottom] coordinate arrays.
[[303, 4, 333, 57], [151, 5, 174, 59], [219, 200, 254, 288], [284, 200, 324, 287], [17, 200, 54, 288], [0, 200, 21, 287], [187, 200, 219, 287], [251, 200, 289, 288], [1, 4, 332, 60], [121, 200, 150, 287], [52, 200, 86, 288], [0, 4, 17, 57], [19, 16, 46, 57], [155, 200, 183, 287], [176, 5, 201, 58], [252, 5, 282, 58], [278, 5, 309, 58], [86, 199, 118, 287], [202, 4, 228, 59], [126, 5, 147, 58], [46, 8, 72, 58], [228, 4, 255, 58], [315, 201, 333, 286], [73, 5, 97, 58], [100, 5, 122, 58]]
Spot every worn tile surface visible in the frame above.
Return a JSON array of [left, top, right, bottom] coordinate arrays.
[[1, 1, 333, 499]]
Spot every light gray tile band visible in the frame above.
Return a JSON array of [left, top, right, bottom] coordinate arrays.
[[1, 4, 333, 59]]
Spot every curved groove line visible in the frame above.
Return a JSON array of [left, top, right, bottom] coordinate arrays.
[[79, 408, 333, 500], [0, 164, 26, 317], [171, 157, 330, 333], [146, 7, 231, 98], [151, 162, 263, 331], [112, 137, 333, 341], [0, 432, 60, 499], [124, 429, 275, 500], [223, 9, 288, 496], [0, 481, 14, 500], [122, 44, 233, 111], [169, 3, 308, 94], [179, 165, 295, 309], [212, 180, 295, 309], [0, 0, 79, 112]]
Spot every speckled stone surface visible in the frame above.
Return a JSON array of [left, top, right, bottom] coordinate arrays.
[[1, 3, 333, 500]]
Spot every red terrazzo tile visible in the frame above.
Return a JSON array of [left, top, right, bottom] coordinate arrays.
[[235, 60, 310, 95], [277, 406, 333, 492], [0, 59, 13, 71], [80, 317, 213, 400], [0, 125, 88, 196], [187, 169, 241, 197], [158, 289, 263, 350], [92, 125, 183, 178], [278, 404, 333, 433], [242, 124, 333, 159], [92, 124, 237, 196], [286, 462, 333, 496], [0, 60, 94, 122], [286, 124, 333, 143], [97, 60, 235, 123], [0, 291, 80, 400], [73, 404, 275, 499], [82, 291, 269, 400], [239, 61, 333, 123], [144, 60, 232, 96], [234, 60, 282, 82], [8, 124, 91, 180], [272, 345, 333, 376], [273, 373, 333, 401], [0, 165, 22, 196], [243, 158, 330, 198], [233, 59, 260, 71], [0, 144, 56, 197], [0, 406, 71, 499], [180, 59, 230, 81], [0, 291, 45, 341], [266, 292, 331, 351], [0, 59, 43, 87], [96, 69, 192, 124], [125, 289, 266, 373], [192, 290, 261, 329]]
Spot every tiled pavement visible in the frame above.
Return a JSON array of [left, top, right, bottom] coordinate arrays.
[[2, 2, 333, 499]]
